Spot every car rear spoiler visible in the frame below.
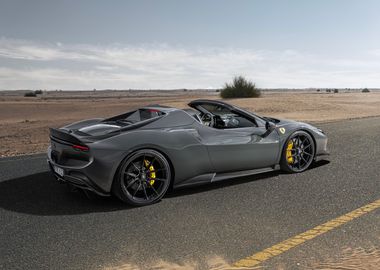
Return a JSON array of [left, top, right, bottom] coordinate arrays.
[[49, 128, 84, 145]]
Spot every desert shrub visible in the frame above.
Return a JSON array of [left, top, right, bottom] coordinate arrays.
[[24, 91, 37, 97], [362, 88, 370, 93], [34, 90, 43, 95], [220, 76, 261, 98], [334, 89, 339, 93]]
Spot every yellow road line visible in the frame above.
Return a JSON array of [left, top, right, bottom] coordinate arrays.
[[233, 198, 380, 269]]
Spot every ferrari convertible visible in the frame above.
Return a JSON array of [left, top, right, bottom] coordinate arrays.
[[47, 99, 329, 205]]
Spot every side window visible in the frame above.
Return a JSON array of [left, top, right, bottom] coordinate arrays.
[[200, 104, 257, 129], [222, 113, 257, 128]]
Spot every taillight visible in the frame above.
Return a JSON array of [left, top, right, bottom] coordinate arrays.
[[72, 144, 89, 152]]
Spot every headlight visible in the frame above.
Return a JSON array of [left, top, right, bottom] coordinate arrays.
[[316, 128, 325, 134]]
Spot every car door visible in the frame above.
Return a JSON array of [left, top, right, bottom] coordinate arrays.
[[190, 101, 280, 173]]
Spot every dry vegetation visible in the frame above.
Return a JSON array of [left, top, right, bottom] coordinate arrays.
[[1, 90, 380, 157]]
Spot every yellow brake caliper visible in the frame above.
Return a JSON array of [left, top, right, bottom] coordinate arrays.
[[286, 140, 294, 164], [144, 160, 156, 186]]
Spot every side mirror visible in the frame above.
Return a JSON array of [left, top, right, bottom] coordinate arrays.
[[265, 121, 276, 131], [262, 121, 276, 138]]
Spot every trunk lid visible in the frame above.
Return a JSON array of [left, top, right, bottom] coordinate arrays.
[[49, 128, 92, 167]]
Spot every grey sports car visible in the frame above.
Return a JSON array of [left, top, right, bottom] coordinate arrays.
[[47, 99, 329, 206]]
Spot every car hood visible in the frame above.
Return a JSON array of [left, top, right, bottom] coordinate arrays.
[[264, 117, 320, 138], [267, 117, 316, 129]]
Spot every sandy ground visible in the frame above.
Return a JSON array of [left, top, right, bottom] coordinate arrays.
[[103, 245, 380, 269], [1, 90, 380, 157], [309, 246, 380, 270]]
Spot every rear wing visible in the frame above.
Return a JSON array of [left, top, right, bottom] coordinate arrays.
[[49, 128, 84, 146]]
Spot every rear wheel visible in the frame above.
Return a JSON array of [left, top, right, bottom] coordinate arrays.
[[280, 131, 315, 173], [113, 149, 171, 206]]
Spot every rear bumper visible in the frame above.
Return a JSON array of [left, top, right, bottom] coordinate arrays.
[[47, 147, 110, 196]]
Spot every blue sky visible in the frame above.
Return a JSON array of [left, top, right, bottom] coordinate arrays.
[[0, 0, 379, 89]]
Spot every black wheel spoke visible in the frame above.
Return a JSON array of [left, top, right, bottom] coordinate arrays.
[[299, 137, 305, 147], [301, 155, 308, 163], [292, 157, 297, 168], [150, 177, 167, 182], [303, 152, 313, 157], [132, 182, 141, 198], [150, 184, 160, 196], [147, 157, 156, 168], [141, 153, 146, 169], [142, 185, 149, 200], [126, 178, 139, 189], [131, 162, 140, 172], [125, 172, 137, 178], [304, 144, 311, 150]]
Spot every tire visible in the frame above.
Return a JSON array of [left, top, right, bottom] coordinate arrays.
[[113, 149, 171, 206], [280, 131, 315, 173]]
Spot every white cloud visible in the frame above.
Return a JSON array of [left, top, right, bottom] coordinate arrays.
[[0, 37, 379, 89], [95, 65, 118, 71]]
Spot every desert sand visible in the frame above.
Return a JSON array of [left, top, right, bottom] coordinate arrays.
[[1, 90, 379, 157]]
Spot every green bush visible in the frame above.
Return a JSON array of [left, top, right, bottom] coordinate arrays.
[[220, 76, 261, 98], [24, 91, 37, 97], [362, 88, 370, 93], [34, 90, 43, 95]]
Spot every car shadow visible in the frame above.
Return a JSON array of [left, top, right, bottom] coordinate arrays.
[[167, 160, 330, 198], [0, 171, 128, 216], [167, 171, 280, 198], [0, 160, 329, 216], [309, 159, 330, 169]]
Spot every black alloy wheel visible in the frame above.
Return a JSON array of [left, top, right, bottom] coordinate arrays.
[[281, 131, 315, 173], [114, 149, 171, 206]]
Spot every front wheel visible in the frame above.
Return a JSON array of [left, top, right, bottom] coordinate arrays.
[[280, 131, 315, 173], [113, 149, 172, 206]]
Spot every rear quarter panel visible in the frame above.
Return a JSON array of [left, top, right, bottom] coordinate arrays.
[[92, 127, 212, 191]]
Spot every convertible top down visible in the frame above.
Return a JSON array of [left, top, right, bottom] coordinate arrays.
[[47, 99, 329, 205]]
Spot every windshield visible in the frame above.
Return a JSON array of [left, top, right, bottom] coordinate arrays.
[[194, 103, 263, 128]]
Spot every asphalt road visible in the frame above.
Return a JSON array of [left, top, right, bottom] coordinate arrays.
[[1, 117, 379, 270]]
